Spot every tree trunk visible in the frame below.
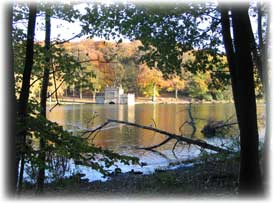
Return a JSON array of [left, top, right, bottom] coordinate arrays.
[[7, 4, 17, 194], [175, 88, 178, 100], [72, 83, 75, 97], [16, 4, 37, 192], [219, 6, 241, 122], [93, 91, 96, 101], [37, 8, 51, 193], [80, 83, 83, 99], [231, 6, 262, 193], [247, 11, 264, 89], [152, 83, 156, 102]]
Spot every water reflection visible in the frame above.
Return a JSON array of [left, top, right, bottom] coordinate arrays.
[[47, 103, 265, 164]]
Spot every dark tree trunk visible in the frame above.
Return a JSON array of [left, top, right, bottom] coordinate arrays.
[[247, 14, 264, 89], [16, 4, 37, 192], [219, 7, 241, 121], [36, 8, 51, 193], [7, 3, 17, 194], [231, 6, 262, 193]]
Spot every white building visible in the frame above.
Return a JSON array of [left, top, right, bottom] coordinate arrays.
[[96, 86, 135, 104]]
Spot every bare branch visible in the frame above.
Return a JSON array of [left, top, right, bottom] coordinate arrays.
[[46, 79, 65, 99], [81, 121, 110, 139], [137, 137, 172, 150], [172, 140, 180, 153], [30, 69, 62, 87], [52, 66, 59, 103], [49, 102, 60, 112], [151, 118, 157, 128], [78, 58, 119, 64], [48, 65, 63, 112], [90, 130, 101, 143], [52, 32, 82, 46], [187, 103, 196, 138], [142, 148, 171, 161], [178, 103, 196, 137], [107, 119, 231, 153], [214, 122, 238, 129]]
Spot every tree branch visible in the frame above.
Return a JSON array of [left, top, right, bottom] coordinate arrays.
[[46, 79, 65, 99], [107, 119, 231, 153], [187, 103, 196, 138], [52, 32, 82, 46], [30, 69, 62, 87], [81, 121, 111, 139], [137, 137, 172, 150], [78, 58, 119, 64]]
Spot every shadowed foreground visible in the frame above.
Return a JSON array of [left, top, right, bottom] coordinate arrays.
[[21, 158, 241, 199]]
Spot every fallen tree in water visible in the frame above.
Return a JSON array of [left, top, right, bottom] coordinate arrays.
[[201, 120, 238, 138], [107, 119, 231, 154], [201, 113, 238, 138], [82, 118, 232, 154]]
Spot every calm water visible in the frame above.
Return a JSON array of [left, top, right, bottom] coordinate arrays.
[[46, 103, 265, 174]]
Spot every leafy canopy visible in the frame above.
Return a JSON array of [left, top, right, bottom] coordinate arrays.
[[80, 2, 225, 79]]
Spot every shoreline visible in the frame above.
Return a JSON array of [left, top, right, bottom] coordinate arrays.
[[21, 157, 240, 197], [47, 96, 240, 105]]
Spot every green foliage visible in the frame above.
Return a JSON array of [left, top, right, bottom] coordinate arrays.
[[122, 62, 138, 93], [187, 71, 211, 100], [140, 83, 159, 98], [253, 67, 264, 98]]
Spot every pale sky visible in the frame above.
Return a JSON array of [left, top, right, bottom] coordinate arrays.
[[34, 3, 89, 42], [34, 2, 128, 43], [35, 16, 85, 42]]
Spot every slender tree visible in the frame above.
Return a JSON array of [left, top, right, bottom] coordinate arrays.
[[16, 4, 37, 192], [36, 6, 51, 193], [219, 6, 241, 126]]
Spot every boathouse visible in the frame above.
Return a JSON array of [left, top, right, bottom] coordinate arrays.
[[95, 86, 135, 104]]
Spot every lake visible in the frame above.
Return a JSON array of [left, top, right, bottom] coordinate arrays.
[[46, 103, 265, 180]]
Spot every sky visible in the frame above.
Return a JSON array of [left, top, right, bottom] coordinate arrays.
[[34, 2, 134, 43], [35, 3, 88, 42], [35, 15, 85, 42]]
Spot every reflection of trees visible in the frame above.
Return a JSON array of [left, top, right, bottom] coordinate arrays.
[[118, 105, 124, 131], [127, 105, 135, 123], [47, 103, 265, 154]]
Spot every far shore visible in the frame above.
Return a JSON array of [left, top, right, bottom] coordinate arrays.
[[47, 96, 239, 105]]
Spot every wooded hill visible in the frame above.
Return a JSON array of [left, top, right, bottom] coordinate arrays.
[[26, 39, 240, 101], [16, 38, 262, 102]]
